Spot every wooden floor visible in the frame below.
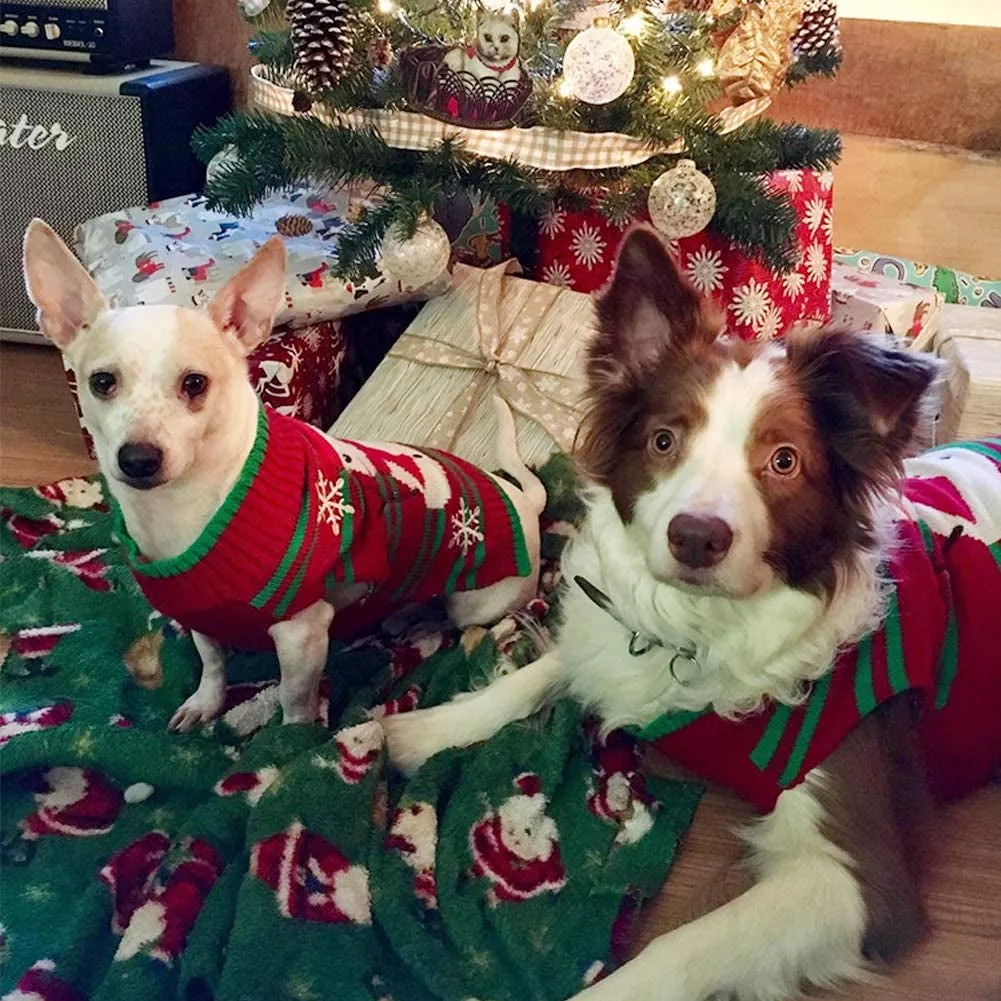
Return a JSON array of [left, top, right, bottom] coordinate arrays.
[[2, 134, 1000, 999]]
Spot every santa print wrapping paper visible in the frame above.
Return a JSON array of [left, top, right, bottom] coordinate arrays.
[[64, 321, 351, 459], [534, 169, 834, 341]]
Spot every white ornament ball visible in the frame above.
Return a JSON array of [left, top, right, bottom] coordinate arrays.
[[647, 160, 716, 239], [380, 217, 451, 288], [238, 0, 272, 16], [562, 25, 636, 105], [205, 145, 242, 185]]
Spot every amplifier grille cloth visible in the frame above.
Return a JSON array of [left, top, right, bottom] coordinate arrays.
[[1, 86, 146, 336]]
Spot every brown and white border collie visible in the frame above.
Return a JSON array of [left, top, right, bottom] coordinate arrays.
[[384, 227, 1001, 1001]]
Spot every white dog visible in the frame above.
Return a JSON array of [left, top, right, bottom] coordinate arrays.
[[23, 220, 545, 733]]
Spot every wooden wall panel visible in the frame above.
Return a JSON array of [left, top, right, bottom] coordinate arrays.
[[170, 10, 1001, 150], [772, 20, 1001, 152], [171, 0, 254, 107]]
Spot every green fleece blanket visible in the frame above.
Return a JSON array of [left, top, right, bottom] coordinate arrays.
[[0, 457, 702, 1001]]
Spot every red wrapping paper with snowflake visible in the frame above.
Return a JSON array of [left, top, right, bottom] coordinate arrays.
[[65, 321, 350, 458], [534, 169, 834, 341]]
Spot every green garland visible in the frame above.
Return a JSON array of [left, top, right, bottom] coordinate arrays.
[[197, 0, 843, 278]]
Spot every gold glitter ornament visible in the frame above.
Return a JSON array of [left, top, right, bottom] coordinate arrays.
[[380, 216, 451, 288], [647, 159, 716, 238]]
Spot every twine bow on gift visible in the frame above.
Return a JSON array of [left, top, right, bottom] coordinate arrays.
[[388, 259, 586, 454]]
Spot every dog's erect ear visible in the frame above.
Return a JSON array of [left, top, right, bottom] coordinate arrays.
[[207, 236, 287, 356], [23, 219, 107, 350], [788, 328, 941, 491], [591, 226, 713, 387]]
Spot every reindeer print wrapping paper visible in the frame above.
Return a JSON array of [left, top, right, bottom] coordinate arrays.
[[72, 184, 452, 330], [0, 459, 702, 1001]]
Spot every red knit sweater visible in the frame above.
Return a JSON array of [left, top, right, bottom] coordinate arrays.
[[117, 407, 532, 650], [632, 439, 1001, 811]]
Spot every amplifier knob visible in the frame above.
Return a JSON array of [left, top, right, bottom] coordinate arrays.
[[44, 22, 61, 40], [21, 21, 40, 37], [0, 19, 18, 36]]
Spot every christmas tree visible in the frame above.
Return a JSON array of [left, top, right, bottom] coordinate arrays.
[[196, 0, 842, 280]]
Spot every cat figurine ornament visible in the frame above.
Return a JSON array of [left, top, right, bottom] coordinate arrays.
[[443, 9, 523, 84]]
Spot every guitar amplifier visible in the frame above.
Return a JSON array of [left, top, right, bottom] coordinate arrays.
[[0, 0, 174, 71], [0, 59, 230, 343]]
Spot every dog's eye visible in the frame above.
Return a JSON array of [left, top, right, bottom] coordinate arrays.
[[181, 373, 209, 398], [89, 371, 116, 398], [484, 33, 493, 41], [651, 429, 676, 455], [769, 446, 800, 476], [501, 34, 509, 41]]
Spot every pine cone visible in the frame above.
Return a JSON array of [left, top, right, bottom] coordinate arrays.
[[276, 214, 314, 237], [368, 36, 393, 70], [792, 0, 841, 57], [287, 0, 358, 95], [292, 90, 314, 112]]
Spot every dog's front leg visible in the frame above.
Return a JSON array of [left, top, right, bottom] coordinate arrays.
[[575, 782, 867, 1001], [383, 651, 563, 773], [169, 631, 228, 732], [269, 600, 334, 724]]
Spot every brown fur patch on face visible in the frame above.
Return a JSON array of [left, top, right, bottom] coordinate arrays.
[[751, 375, 857, 594], [816, 695, 933, 966], [749, 328, 940, 594]]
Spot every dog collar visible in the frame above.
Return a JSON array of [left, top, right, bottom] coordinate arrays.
[[573, 575, 699, 680]]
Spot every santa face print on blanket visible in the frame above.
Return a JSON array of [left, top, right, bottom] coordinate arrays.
[[388, 801, 438, 909], [469, 772, 567, 905], [333, 721, 384, 785], [20, 767, 123, 841], [101, 835, 221, 964], [251, 822, 371, 925], [586, 728, 656, 846]]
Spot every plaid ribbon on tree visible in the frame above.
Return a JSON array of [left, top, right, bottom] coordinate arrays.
[[250, 66, 771, 172]]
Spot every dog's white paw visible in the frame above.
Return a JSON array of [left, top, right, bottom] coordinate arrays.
[[169, 681, 226, 733], [381, 708, 451, 775]]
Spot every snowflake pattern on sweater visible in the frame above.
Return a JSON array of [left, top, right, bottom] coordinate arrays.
[[117, 407, 533, 651]]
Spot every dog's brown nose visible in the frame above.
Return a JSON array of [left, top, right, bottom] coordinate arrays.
[[668, 513, 733, 569], [118, 442, 163, 482]]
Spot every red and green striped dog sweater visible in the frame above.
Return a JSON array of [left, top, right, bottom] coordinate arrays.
[[116, 407, 533, 651], [632, 439, 1001, 811]]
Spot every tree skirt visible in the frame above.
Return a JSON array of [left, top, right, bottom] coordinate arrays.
[[0, 457, 702, 1001]]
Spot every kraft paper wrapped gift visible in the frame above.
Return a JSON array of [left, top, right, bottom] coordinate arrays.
[[830, 263, 944, 350], [931, 304, 1001, 444], [331, 260, 593, 470]]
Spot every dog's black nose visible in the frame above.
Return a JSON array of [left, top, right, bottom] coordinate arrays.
[[117, 442, 163, 481], [668, 513, 733, 569]]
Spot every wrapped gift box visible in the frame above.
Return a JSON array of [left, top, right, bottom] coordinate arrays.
[[931, 304, 1001, 444], [830, 263, 944, 351], [73, 184, 451, 331], [332, 260, 592, 471], [534, 169, 833, 341], [835, 248, 1001, 310]]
